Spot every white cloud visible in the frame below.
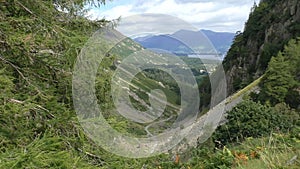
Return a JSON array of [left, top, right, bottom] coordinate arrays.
[[89, 0, 260, 32], [87, 4, 134, 20], [117, 14, 198, 37]]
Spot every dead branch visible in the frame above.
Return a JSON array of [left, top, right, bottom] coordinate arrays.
[[0, 55, 45, 98], [15, 1, 33, 15]]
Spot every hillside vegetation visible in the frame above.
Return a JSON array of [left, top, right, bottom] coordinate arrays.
[[223, 0, 300, 94], [0, 0, 299, 169]]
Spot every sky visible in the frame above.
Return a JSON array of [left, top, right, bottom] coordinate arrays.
[[86, 0, 259, 33]]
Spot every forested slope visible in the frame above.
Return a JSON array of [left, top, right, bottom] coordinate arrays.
[[223, 0, 300, 94]]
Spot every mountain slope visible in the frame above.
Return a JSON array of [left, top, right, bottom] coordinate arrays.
[[134, 34, 192, 54], [201, 29, 235, 55], [223, 0, 300, 94], [134, 29, 235, 56]]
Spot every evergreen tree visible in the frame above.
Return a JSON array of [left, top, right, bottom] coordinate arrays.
[[259, 38, 300, 106], [260, 52, 295, 103]]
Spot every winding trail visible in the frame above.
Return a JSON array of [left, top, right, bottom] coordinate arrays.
[[145, 115, 175, 137], [104, 76, 261, 157]]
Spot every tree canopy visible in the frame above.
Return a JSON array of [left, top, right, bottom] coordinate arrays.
[[259, 38, 300, 107]]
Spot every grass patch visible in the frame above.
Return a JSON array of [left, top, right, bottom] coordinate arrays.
[[232, 131, 300, 169]]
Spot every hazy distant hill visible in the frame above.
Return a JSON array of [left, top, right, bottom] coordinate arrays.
[[134, 29, 235, 56], [134, 34, 192, 54], [200, 29, 236, 55]]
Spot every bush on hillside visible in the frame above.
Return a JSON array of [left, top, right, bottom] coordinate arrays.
[[213, 100, 299, 145]]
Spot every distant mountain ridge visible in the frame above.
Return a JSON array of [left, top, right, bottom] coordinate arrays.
[[200, 30, 236, 55], [134, 29, 235, 56]]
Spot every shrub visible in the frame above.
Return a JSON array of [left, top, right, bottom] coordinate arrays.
[[213, 100, 298, 145]]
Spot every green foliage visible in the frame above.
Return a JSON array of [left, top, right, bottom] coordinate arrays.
[[260, 42, 283, 69], [213, 100, 299, 145], [223, 32, 245, 71], [0, 132, 99, 169], [0, 69, 14, 100], [1, 0, 299, 168], [223, 0, 300, 93], [243, 2, 269, 40], [198, 76, 211, 111], [0, 1, 113, 168], [259, 38, 300, 106], [260, 53, 295, 103], [189, 146, 235, 169], [233, 130, 300, 169]]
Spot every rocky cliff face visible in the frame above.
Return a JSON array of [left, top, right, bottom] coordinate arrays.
[[223, 0, 300, 94]]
